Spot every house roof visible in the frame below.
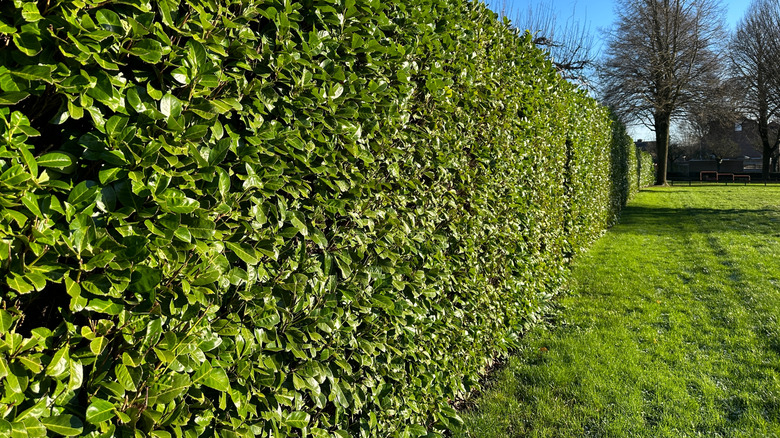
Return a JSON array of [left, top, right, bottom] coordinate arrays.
[[732, 119, 763, 159]]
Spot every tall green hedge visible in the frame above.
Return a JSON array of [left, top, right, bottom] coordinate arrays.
[[638, 149, 656, 189], [608, 113, 654, 224], [0, 0, 649, 436]]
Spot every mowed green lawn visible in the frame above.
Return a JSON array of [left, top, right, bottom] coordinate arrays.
[[458, 186, 780, 437]]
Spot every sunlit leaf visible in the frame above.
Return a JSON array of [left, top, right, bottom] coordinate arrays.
[[41, 415, 84, 436], [86, 399, 115, 424], [38, 152, 75, 169], [193, 361, 230, 392]]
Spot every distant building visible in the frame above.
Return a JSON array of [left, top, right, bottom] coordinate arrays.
[[649, 118, 776, 177], [635, 140, 657, 159], [731, 119, 765, 170]]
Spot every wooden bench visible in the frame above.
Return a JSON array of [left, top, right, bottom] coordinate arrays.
[[700, 171, 739, 182], [700, 170, 718, 181]]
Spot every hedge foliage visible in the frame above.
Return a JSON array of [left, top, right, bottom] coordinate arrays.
[[639, 148, 656, 189], [609, 113, 654, 224], [0, 0, 652, 436]]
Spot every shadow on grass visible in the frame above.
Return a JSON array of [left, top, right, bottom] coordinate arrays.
[[611, 206, 780, 236]]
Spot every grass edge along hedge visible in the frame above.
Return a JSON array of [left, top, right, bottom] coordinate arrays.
[[0, 0, 653, 436]]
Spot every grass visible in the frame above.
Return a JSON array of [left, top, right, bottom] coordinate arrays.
[[457, 186, 780, 437]]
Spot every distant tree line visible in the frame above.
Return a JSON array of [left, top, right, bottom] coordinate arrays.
[[500, 0, 780, 184], [728, 0, 780, 178]]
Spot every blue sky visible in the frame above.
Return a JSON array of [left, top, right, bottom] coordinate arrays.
[[489, 0, 750, 44], [485, 0, 751, 140]]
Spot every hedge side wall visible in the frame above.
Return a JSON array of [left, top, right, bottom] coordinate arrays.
[[608, 113, 652, 224], [639, 149, 656, 188], [0, 0, 648, 437]]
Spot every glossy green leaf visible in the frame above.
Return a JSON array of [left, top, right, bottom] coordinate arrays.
[[254, 310, 280, 329], [64, 275, 80, 295], [371, 294, 395, 310], [25, 271, 46, 291], [115, 363, 138, 392], [86, 299, 123, 315], [193, 361, 230, 392], [288, 212, 308, 236], [331, 380, 349, 409], [38, 152, 76, 169], [40, 415, 84, 436], [217, 167, 231, 198], [11, 65, 53, 84], [0, 309, 11, 332], [67, 99, 84, 119], [225, 241, 258, 265], [12, 33, 42, 56], [19, 147, 38, 178], [0, 91, 30, 105], [184, 124, 209, 140], [0, 357, 9, 380], [84, 251, 116, 270], [46, 346, 69, 377], [129, 39, 164, 63], [90, 336, 108, 355], [16, 418, 47, 438], [95, 8, 119, 24], [173, 226, 192, 242], [8, 273, 34, 294], [2, 209, 28, 227], [143, 318, 162, 347], [147, 82, 163, 100], [22, 192, 41, 218], [105, 115, 129, 136], [131, 265, 163, 293], [21, 3, 43, 21], [153, 372, 191, 404], [158, 189, 200, 213], [285, 411, 310, 429], [67, 180, 99, 206], [86, 399, 115, 425], [68, 359, 84, 391], [160, 93, 183, 118], [18, 355, 42, 373]]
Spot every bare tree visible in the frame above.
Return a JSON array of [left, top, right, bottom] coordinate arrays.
[[600, 0, 726, 185], [698, 120, 741, 160], [490, 1, 597, 86], [683, 74, 740, 159], [670, 129, 700, 162], [730, 0, 780, 179]]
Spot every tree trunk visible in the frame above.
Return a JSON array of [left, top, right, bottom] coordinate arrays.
[[762, 146, 771, 180], [654, 113, 671, 185], [758, 110, 772, 181], [759, 117, 772, 180]]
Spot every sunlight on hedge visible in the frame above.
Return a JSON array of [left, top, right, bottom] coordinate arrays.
[[0, 0, 651, 436]]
